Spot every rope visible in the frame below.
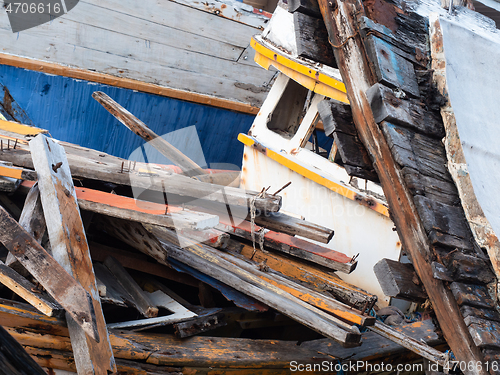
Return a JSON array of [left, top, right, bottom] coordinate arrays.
[[250, 188, 266, 260]]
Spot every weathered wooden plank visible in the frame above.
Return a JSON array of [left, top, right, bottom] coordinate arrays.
[[403, 167, 460, 206], [445, 252, 496, 284], [5, 182, 45, 276], [464, 316, 500, 350], [0, 325, 47, 375], [93, 92, 206, 177], [461, 305, 500, 324], [95, 215, 268, 312], [317, 0, 487, 370], [178, 228, 230, 249], [29, 134, 116, 375], [333, 131, 375, 170], [0, 206, 98, 339], [104, 256, 159, 318], [414, 196, 472, 239], [374, 259, 427, 301], [450, 282, 495, 309], [288, 0, 322, 18], [431, 261, 453, 282], [364, 35, 420, 98], [317, 98, 357, 137], [228, 239, 376, 308], [0, 261, 62, 317], [4, 145, 282, 213], [429, 230, 474, 251], [293, 12, 336, 67], [215, 217, 356, 273], [367, 83, 444, 138]]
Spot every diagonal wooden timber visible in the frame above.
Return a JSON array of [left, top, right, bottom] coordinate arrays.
[[0, 206, 97, 339], [92, 91, 206, 177], [317, 0, 486, 372]]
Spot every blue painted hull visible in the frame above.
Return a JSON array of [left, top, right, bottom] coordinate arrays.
[[0, 64, 255, 168]]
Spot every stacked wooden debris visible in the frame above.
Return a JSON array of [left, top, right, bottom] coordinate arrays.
[[0, 99, 449, 374]]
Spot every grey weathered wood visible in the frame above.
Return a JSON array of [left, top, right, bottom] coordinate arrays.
[[29, 134, 116, 375], [293, 12, 336, 67], [105, 219, 361, 346], [365, 35, 420, 98], [0, 325, 48, 375], [5, 183, 45, 276], [0, 261, 62, 317], [76, 191, 219, 231], [317, 98, 356, 137], [450, 282, 495, 309], [252, 211, 334, 244], [93, 91, 206, 177], [0, 145, 282, 213], [429, 230, 474, 251], [414, 195, 472, 239], [403, 167, 460, 206], [445, 252, 496, 284], [464, 316, 500, 349], [431, 261, 453, 282], [367, 83, 444, 138], [461, 305, 500, 324], [374, 259, 427, 301], [369, 321, 446, 365], [93, 263, 129, 307], [0, 206, 97, 339], [288, 0, 321, 18], [104, 256, 159, 318], [176, 228, 230, 249]]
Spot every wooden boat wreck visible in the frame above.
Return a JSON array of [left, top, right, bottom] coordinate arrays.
[[0, 0, 499, 373]]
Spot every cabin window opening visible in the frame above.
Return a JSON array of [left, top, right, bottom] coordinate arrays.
[[266, 78, 309, 139], [303, 127, 333, 159]]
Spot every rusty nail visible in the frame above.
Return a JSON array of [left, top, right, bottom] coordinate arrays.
[[7, 140, 9, 150], [52, 162, 63, 172], [13, 139, 17, 149], [273, 181, 291, 196], [1, 140, 3, 150], [121, 161, 124, 173]]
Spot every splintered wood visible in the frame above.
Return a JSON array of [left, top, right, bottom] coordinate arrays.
[[29, 134, 116, 374]]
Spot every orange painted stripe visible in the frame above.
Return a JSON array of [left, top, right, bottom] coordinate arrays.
[[21, 181, 177, 216], [0, 165, 23, 180]]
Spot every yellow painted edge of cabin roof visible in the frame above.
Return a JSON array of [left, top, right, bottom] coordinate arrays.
[[238, 133, 389, 218], [0, 119, 47, 136], [251, 37, 348, 99]]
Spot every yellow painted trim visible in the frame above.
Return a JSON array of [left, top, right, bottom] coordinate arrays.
[[0, 165, 23, 180], [251, 37, 349, 104], [239, 133, 389, 217], [0, 119, 47, 136]]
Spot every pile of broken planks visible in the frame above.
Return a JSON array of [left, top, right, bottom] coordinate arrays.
[[0, 98, 445, 374]]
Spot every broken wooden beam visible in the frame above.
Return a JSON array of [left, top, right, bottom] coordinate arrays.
[[5, 182, 45, 276], [0, 261, 62, 317], [103, 256, 159, 318], [374, 258, 427, 302], [0, 206, 98, 340], [30, 134, 116, 374], [216, 218, 355, 273], [92, 91, 206, 177], [227, 239, 376, 309], [252, 211, 334, 244]]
